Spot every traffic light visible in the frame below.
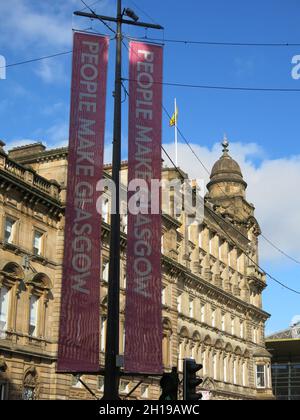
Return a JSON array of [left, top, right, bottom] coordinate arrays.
[[159, 367, 179, 400], [183, 359, 203, 401]]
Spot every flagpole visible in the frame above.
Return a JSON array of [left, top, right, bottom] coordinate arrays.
[[175, 98, 178, 166]]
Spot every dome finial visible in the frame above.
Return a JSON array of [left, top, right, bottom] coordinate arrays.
[[222, 134, 229, 155]]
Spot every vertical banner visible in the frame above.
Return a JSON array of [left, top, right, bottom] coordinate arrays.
[[57, 32, 109, 372], [125, 41, 163, 374]]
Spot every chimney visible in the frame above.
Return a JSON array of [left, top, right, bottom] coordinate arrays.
[[8, 142, 46, 160]]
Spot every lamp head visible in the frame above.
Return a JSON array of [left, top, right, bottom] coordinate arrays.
[[124, 8, 139, 22]]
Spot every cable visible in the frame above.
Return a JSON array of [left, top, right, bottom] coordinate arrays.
[[121, 70, 300, 295], [206, 206, 300, 295], [0, 51, 72, 70], [0, 29, 114, 71], [127, 0, 158, 25], [123, 78, 300, 93], [79, 0, 116, 34], [161, 104, 300, 265], [122, 41, 300, 264], [161, 102, 300, 266], [260, 234, 300, 265], [126, 35, 300, 48], [79, 0, 103, 12]]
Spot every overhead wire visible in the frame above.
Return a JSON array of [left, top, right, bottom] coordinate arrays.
[[120, 47, 300, 295], [126, 35, 300, 48]]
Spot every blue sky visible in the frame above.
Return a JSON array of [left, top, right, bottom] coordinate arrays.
[[0, 0, 300, 334]]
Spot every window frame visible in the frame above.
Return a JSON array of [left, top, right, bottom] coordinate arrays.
[[0, 382, 8, 400], [256, 364, 266, 389], [33, 229, 44, 256], [0, 286, 11, 337], [28, 294, 40, 337], [4, 216, 17, 244]]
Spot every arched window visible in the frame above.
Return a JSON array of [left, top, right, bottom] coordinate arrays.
[[29, 294, 39, 337], [24, 273, 52, 340], [0, 262, 24, 338], [0, 286, 10, 338]]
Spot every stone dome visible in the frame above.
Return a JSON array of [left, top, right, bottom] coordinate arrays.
[[207, 138, 247, 190]]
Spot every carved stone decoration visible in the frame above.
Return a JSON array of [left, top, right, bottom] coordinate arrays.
[[23, 367, 39, 400], [0, 357, 7, 372]]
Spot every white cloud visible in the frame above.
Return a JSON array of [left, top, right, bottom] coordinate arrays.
[[163, 141, 300, 263], [42, 101, 67, 116], [291, 315, 300, 326], [45, 121, 69, 147], [0, 0, 114, 49], [34, 58, 68, 84]]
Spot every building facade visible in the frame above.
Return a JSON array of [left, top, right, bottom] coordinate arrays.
[[0, 139, 273, 400], [266, 322, 300, 400]]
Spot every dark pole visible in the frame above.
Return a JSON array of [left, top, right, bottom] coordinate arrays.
[[103, 0, 122, 400]]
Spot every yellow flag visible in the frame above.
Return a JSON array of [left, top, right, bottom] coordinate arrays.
[[169, 106, 178, 127]]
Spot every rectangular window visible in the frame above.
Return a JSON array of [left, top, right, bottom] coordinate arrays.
[[4, 218, 16, 244], [256, 365, 266, 388], [98, 377, 104, 392], [177, 293, 182, 313], [100, 316, 107, 352], [33, 230, 43, 256], [141, 384, 149, 399], [0, 287, 10, 336], [0, 383, 7, 400], [233, 360, 238, 385], [213, 354, 217, 379], [189, 298, 194, 318], [102, 262, 109, 282], [119, 381, 130, 395], [29, 295, 39, 337], [121, 213, 128, 234], [223, 358, 227, 383], [242, 362, 247, 387], [162, 286, 166, 306], [240, 320, 244, 338], [102, 199, 109, 224], [71, 375, 83, 388]]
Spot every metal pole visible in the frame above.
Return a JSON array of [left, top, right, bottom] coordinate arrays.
[[103, 0, 122, 400]]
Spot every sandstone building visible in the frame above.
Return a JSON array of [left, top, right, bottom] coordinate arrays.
[[0, 139, 273, 400]]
